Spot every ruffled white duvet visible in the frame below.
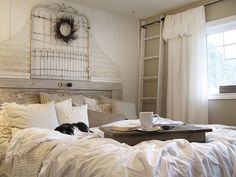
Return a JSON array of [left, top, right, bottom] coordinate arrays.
[[4, 120, 236, 177]]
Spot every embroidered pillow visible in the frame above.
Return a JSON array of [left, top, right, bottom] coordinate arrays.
[[55, 104, 89, 127], [40, 92, 67, 104]]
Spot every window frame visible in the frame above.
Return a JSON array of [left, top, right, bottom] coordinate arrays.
[[206, 15, 236, 100]]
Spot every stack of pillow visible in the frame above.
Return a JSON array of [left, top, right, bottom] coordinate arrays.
[[40, 92, 138, 124], [0, 93, 135, 167], [0, 92, 137, 133]]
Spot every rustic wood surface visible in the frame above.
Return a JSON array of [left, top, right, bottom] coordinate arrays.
[[0, 78, 122, 105], [100, 124, 212, 145]]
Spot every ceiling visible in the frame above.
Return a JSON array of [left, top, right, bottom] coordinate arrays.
[[69, 0, 200, 19]]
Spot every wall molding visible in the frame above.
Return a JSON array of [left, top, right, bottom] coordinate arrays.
[[207, 14, 236, 34], [90, 76, 122, 83], [208, 93, 236, 100], [0, 72, 30, 79]]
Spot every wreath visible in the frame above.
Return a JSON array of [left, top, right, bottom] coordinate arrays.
[[53, 15, 78, 44]]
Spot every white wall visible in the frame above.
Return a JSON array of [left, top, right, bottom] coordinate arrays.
[[0, 0, 139, 104], [87, 8, 139, 102]]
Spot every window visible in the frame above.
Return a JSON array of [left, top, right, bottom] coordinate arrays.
[[207, 15, 236, 94]]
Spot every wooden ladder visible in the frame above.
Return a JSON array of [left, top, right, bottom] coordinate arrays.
[[138, 18, 164, 115]]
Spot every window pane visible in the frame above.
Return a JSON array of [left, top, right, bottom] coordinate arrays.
[[207, 33, 223, 47], [224, 44, 236, 59], [208, 46, 223, 60], [207, 46, 223, 90], [224, 29, 236, 45], [219, 60, 236, 86], [207, 22, 236, 93], [208, 45, 236, 90]]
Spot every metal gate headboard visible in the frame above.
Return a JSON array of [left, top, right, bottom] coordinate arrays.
[[31, 3, 90, 80]]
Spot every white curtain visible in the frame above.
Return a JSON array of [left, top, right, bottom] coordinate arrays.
[[163, 6, 208, 124]]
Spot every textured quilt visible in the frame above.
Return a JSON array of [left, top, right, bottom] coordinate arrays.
[[3, 120, 236, 177]]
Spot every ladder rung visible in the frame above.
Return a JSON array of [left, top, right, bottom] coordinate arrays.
[[144, 35, 160, 41], [142, 76, 158, 80], [144, 55, 159, 60], [141, 97, 157, 100]]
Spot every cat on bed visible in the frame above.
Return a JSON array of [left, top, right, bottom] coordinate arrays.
[[55, 122, 92, 135]]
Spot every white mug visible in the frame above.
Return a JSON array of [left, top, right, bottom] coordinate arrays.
[[139, 112, 154, 130]]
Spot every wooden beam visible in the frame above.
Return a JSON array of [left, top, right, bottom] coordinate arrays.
[[0, 78, 122, 91]]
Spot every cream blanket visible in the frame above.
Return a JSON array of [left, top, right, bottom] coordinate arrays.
[[4, 121, 236, 177]]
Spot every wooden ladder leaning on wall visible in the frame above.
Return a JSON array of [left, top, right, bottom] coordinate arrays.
[[138, 17, 164, 116]]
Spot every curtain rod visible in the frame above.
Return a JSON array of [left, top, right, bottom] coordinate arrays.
[[140, 0, 224, 28], [140, 17, 165, 28]]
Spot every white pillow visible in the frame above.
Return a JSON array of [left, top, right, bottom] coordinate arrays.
[[83, 96, 97, 105], [69, 105, 89, 126], [111, 101, 137, 120], [55, 99, 72, 124], [2, 102, 59, 129], [83, 96, 102, 112], [71, 95, 84, 106], [55, 104, 89, 127]]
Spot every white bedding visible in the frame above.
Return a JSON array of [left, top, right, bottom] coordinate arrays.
[[2, 119, 236, 177]]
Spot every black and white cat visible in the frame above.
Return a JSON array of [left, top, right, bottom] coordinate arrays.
[[55, 122, 92, 135]]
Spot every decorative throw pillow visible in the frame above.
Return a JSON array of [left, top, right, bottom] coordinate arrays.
[[2, 102, 59, 129], [96, 96, 112, 104], [55, 104, 89, 127], [69, 105, 89, 127], [40, 92, 68, 104], [40, 92, 85, 107], [98, 103, 112, 113], [54, 99, 72, 124], [111, 101, 137, 120]]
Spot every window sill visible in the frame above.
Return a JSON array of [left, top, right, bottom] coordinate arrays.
[[208, 93, 236, 100]]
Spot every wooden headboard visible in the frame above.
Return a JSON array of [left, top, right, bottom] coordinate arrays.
[[0, 78, 122, 104]]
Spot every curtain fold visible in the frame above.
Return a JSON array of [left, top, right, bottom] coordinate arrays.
[[163, 6, 208, 124]]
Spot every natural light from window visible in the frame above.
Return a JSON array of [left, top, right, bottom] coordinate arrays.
[[207, 27, 236, 94]]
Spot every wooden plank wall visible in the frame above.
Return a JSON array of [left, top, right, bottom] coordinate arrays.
[[0, 78, 122, 104]]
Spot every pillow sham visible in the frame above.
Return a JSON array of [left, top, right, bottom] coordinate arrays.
[[69, 105, 89, 126], [40, 92, 68, 104], [2, 102, 59, 129], [98, 103, 112, 113], [55, 104, 89, 127], [40, 92, 85, 107], [83, 96, 103, 112], [54, 99, 72, 124], [71, 95, 84, 106], [111, 101, 137, 120], [96, 96, 121, 113], [96, 96, 112, 104]]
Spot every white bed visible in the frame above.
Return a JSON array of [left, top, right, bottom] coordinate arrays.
[[0, 78, 236, 177], [1, 119, 236, 177]]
